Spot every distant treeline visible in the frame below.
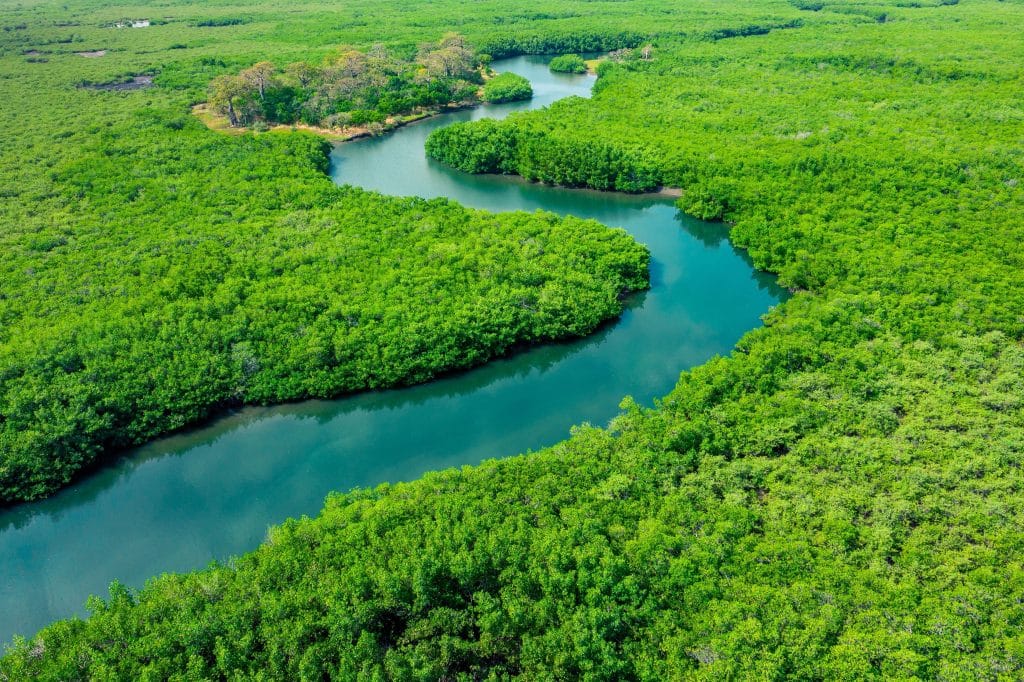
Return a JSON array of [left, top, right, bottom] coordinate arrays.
[[478, 30, 646, 58]]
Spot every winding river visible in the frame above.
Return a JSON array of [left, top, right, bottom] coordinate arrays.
[[0, 56, 785, 644]]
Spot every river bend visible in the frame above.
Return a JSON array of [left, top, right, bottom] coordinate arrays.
[[0, 55, 785, 643]]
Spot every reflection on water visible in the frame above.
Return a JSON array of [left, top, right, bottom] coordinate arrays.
[[0, 298, 636, 537], [0, 56, 786, 644]]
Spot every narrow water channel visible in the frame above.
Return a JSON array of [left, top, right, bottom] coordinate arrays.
[[0, 56, 786, 644]]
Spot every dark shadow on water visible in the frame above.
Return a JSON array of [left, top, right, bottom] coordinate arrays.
[[672, 210, 787, 299], [679, 212, 731, 248]]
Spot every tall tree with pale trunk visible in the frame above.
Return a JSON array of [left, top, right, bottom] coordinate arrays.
[[240, 61, 275, 100]]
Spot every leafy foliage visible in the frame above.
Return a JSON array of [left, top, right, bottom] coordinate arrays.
[[0, 32, 652, 504], [480, 71, 533, 103], [209, 34, 485, 129], [6, 0, 1024, 678], [0, 118, 647, 503], [427, 117, 661, 192], [0, 0, 801, 505], [548, 53, 587, 73]]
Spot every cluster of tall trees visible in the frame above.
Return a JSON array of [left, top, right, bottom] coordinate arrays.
[[208, 34, 485, 129]]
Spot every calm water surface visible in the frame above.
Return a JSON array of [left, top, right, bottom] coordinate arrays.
[[0, 56, 785, 644]]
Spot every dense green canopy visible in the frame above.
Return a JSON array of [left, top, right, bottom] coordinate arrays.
[[4, 0, 1024, 678], [481, 72, 533, 103], [0, 10, 652, 504], [208, 34, 485, 130], [548, 53, 587, 74], [427, 117, 661, 192]]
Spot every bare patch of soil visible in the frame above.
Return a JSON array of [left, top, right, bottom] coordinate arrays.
[[192, 103, 444, 141], [76, 50, 106, 58]]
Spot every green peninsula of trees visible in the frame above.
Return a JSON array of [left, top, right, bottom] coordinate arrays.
[[0, 112, 647, 504]]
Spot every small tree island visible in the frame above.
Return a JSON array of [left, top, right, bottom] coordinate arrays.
[[480, 71, 533, 103], [548, 53, 587, 74]]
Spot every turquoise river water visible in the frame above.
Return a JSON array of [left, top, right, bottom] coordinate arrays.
[[0, 56, 785, 644]]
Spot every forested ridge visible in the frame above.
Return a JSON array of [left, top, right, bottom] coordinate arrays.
[[5, 0, 1024, 679]]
